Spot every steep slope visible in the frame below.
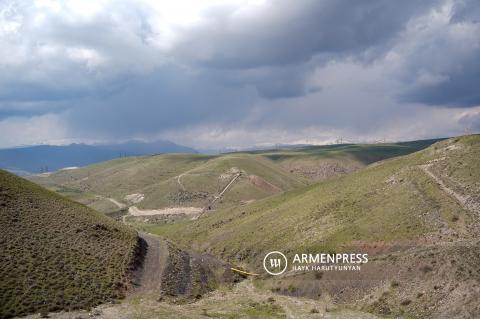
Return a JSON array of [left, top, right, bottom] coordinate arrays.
[[134, 233, 239, 301], [0, 170, 140, 318], [146, 135, 480, 318]]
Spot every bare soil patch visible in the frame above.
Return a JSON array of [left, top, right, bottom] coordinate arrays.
[[129, 206, 202, 216], [248, 174, 281, 192]]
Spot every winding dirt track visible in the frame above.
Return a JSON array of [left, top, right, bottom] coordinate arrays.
[[95, 195, 126, 209], [176, 173, 186, 191]]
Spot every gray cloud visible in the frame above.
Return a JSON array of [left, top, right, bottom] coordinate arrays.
[[458, 109, 480, 132], [401, 56, 480, 107], [65, 65, 257, 139], [397, 0, 480, 107], [451, 0, 480, 23], [174, 0, 439, 69], [0, 0, 479, 149], [171, 0, 440, 98]]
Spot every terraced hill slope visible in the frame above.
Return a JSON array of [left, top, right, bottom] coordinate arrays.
[[145, 135, 480, 318], [0, 170, 140, 318]]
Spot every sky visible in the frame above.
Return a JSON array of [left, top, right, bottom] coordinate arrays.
[[0, 0, 479, 149]]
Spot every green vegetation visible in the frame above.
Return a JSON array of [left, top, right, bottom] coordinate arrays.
[[20, 136, 475, 319], [29, 153, 306, 213], [82, 278, 377, 319], [249, 139, 439, 161], [136, 135, 480, 318], [246, 139, 441, 180], [29, 139, 437, 215], [142, 136, 479, 268], [0, 170, 139, 318]]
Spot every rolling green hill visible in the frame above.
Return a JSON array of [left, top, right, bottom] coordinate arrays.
[[0, 170, 140, 318], [29, 153, 307, 216], [29, 139, 438, 219], [142, 135, 480, 318], [17, 136, 477, 318], [247, 139, 441, 181], [153, 137, 466, 259]]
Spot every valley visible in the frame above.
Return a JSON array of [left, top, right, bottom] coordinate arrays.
[[29, 140, 438, 225], [2, 136, 478, 319], [3, 1, 478, 318], [141, 135, 480, 318]]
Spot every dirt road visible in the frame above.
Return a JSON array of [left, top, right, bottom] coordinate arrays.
[[134, 233, 168, 293], [95, 195, 126, 209], [420, 164, 480, 215], [128, 206, 202, 216], [176, 172, 186, 191]]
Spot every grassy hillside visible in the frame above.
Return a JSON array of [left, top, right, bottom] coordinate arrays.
[[142, 135, 480, 318], [29, 140, 437, 218], [0, 170, 139, 318], [143, 137, 464, 258], [34, 279, 380, 319], [248, 139, 441, 181], [29, 153, 306, 214]]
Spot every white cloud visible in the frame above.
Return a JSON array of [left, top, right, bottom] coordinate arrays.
[[0, 113, 68, 148]]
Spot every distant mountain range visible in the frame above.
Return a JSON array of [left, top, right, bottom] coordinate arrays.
[[0, 140, 197, 175]]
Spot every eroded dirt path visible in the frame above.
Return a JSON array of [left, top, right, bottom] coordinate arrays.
[[95, 194, 126, 209], [420, 164, 480, 215], [134, 233, 168, 293], [176, 172, 186, 191]]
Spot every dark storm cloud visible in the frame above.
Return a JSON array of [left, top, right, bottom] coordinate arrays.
[[174, 0, 439, 69], [451, 0, 480, 23], [204, 62, 321, 99], [0, 82, 87, 102], [0, 0, 160, 121], [0, 102, 66, 120], [398, 0, 480, 108], [66, 65, 257, 138], [1, 0, 479, 148], [171, 0, 441, 99], [400, 56, 480, 108]]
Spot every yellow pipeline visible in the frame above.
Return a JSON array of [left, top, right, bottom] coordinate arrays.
[[231, 267, 260, 276]]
